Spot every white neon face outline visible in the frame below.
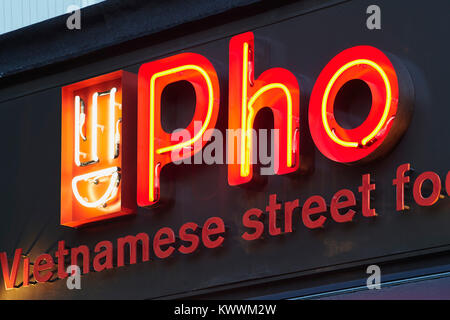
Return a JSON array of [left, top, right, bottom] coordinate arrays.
[[74, 88, 118, 167], [107, 88, 117, 160], [72, 87, 120, 208], [74, 95, 83, 166], [71, 167, 120, 208]]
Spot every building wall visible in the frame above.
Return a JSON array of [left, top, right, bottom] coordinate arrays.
[[0, 0, 449, 299]]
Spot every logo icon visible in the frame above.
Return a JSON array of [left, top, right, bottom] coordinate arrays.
[[61, 71, 137, 227]]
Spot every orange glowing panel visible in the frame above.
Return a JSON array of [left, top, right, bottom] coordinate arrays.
[[309, 46, 413, 163], [228, 32, 300, 186], [61, 71, 137, 227], [137, 53, 220, 207]]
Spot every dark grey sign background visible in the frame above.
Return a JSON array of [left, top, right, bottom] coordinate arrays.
[[0, 0, 449, 299]]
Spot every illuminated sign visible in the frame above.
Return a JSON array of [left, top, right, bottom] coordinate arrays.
[[2, 30, 450, 292], [136, 53, 220, 207], [228, 32, 300, 186], [60, 32, 414, 225], [61, 71, 137, 227], [309, 45, 413, 163]]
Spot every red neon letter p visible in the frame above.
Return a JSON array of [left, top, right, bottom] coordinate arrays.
[[137, 53, 220, 206]]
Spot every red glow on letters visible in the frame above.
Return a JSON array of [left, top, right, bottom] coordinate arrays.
[[137, 53, 220, 206], [309, 46, 404, 163], [228, 32, 300, 185]]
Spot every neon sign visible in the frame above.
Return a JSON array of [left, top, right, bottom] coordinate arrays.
[[136, 53, 220, 207], [61, 32, 414, 226], [228, 32, 300, 186], [61, 71, 137, 227], [309, 45, 413, 163]]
